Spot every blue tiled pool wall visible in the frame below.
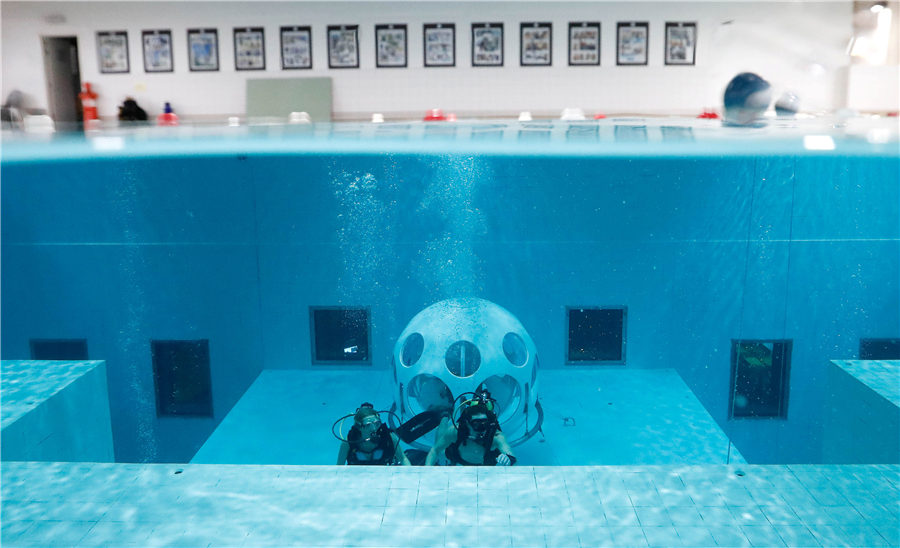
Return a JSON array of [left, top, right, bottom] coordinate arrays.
[[1, 152, 897, 463]]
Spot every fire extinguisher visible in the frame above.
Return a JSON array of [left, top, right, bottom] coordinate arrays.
[[78, 82, 98, 125]]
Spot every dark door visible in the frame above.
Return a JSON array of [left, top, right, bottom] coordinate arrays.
[[42, 36, 82, 123]]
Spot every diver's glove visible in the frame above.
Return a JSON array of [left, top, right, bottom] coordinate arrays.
[[496, 453, 516, 466]]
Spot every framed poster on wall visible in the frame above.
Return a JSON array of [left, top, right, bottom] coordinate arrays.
[[375, 24, 407, 68], [617, 22, 649, 65], [234, 27, 265, 70], [569, 22, 600, 66], [97, 31, 129, 74], [424, 23, 455, 67], [328, 25, 359, 68], [520, 22, 552, 66], [142, 30, 173, 72], [281, 26, 312, 69], [665, 22, 697, 65], [187, 28, 219, 71], [472, 23, 503, 66]]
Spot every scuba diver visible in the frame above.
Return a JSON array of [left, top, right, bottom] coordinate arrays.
[[334, 403, 411, 465], [425, 389, 516, 466]]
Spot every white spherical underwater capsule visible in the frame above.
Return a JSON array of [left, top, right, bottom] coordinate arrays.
[[392, 298, 542, 448]]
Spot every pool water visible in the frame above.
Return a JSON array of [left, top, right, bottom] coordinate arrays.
[[1, 118, 898, 547]]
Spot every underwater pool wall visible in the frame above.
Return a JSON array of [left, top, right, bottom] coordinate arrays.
[[2, 144, 897, 463]]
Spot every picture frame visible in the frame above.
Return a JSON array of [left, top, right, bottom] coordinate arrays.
[[187, 28, 219, 71], [568, 22, 600, 66], [665, 22, 697, 65], [617, 22, 649, 65], [96, 31, 129, 74], [234, 27, 265, 70], [328, 25, 359, 68], [375, 24, 407, 68], [142, 30, 173, 72], [281, 26, 312, 69], [472, 23, 503, 67], [520, 22, 552, 66], [423, 23, 455, 67]]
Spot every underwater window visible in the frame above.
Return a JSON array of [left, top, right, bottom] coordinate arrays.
[[729, 340, 791, 419], [859, 338, 900, 360], [29, 338, 89, 360], [566, 306, 626, 364], [310, 307, 371, 364], [151, 339, 213, 417]]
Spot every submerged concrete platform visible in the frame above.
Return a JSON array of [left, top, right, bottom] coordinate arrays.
[[1, 360, 113, 462], [824, 360, 900, 464], [1, 461, 897, 547], [192, 369, 744, 465]]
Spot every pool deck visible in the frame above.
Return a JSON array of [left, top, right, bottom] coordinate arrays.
[[2, 461, 897, 547]]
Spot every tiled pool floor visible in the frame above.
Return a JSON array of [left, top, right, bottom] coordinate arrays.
[[2, 462, 897, 547], [193, 369, 744, 465]]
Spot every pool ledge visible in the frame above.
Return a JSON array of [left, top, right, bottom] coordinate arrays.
[[1, 461, 897, 547]]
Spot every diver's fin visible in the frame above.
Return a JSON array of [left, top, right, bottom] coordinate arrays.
[[395, 410, 443, 443]]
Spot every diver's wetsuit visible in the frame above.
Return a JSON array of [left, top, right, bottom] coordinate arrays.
[[442, 402, 516, 466], [444, 417, 506, 466], [346, 424, 397, 465], [444, 439, 501, 466]]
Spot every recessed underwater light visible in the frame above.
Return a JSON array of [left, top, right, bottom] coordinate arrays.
[[866, 128, 891, 144], [91, 136, 124, 151], [803, 135, 835, 150]]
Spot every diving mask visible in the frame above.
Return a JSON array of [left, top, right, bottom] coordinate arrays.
[[468, 415, 491, 433]]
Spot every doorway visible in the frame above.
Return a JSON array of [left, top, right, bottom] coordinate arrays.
[[42, 36, 82, 124]]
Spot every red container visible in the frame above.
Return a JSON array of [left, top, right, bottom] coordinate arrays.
[[423, 108, 446, 121]]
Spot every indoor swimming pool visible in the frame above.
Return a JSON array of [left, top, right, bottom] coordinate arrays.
[[1, 118, 898, 546]]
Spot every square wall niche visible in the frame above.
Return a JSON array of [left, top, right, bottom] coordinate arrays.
[[566, 306, 627, 365], [310, 307, 371, 365], [151, 339, 213, 417], [729, 339, 792, 419], [860, 338, 900, 360], [29, 338, 88, 360]]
